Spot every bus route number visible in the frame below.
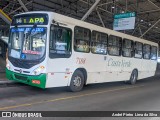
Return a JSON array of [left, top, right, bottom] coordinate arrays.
[[76, 57, 86, 64]]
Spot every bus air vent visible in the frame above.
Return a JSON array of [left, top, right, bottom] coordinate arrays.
[[14, 74, 28, 81]]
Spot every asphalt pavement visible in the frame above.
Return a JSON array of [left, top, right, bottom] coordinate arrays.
[[0, 76, 160, 120], [1, 58, 160, 120]]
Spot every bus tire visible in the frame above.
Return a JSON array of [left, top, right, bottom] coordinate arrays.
[[129, 69, 138, 85], [69, 70, 84, 92]]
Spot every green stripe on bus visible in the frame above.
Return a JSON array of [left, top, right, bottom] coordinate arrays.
[[6, 68, 46, 89]]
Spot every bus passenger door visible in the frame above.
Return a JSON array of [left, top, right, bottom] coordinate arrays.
[[141, 45, 154, 79], [121, 40, 143, 81], [120, 39, 135, 81]]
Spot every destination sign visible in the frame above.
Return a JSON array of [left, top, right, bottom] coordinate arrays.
[[11, 27, 45, 32], [12, 14, 48, 25]]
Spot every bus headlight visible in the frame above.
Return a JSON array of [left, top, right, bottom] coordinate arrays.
[[32, 66, 45, 75]]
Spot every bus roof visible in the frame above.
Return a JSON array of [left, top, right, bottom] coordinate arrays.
[[14, 11, 158, 46]]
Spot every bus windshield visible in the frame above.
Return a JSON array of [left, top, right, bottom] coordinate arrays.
[[9, 27, 47, 60]]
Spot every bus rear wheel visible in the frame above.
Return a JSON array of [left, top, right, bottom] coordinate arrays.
[[69, 70, 84, 92], [129, 69, 138, 85]]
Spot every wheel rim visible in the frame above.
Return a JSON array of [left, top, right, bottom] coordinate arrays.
[[73, 76, 82, 87]]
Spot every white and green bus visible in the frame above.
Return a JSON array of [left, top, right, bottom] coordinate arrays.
[[6, 11, 158, 92]]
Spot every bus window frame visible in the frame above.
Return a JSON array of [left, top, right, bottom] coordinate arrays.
[[134, 41, 143, 59], [49, 24, 72, 59], [122, 38, 134, 58], [91, 30, 108, 55], [74, 26, 91, 53], [107, 35, 122, 56]]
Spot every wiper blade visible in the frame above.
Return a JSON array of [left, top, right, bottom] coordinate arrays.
[[26, 24, 37, 39]]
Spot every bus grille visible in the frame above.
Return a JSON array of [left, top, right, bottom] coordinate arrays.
[[9, 56, 41, 69], [14, 74, 28, 81]]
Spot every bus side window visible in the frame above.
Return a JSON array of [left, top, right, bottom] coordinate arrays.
[[108, 35, 122, 56], [91, 31, 108, 55], [134, 42, 143, 59], [151, 46, 157, 60], [122, 39, 134, 57], [49, 25, 72, 58], [74, 26, 90, 53], [143, 44, 151, 59]]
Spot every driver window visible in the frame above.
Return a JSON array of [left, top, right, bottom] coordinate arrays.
[[49, 25, 72, 58]]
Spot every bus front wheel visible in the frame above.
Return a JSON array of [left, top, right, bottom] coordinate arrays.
[[69, 70, 84, 92], [129, 69, 138, 85]]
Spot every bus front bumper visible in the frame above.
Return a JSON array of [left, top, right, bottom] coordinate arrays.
[[6, 68, 46, 89]]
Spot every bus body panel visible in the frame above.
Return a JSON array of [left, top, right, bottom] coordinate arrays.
[[7, 11, 158, 89]]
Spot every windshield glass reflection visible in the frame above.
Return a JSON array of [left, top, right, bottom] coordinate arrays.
[[9, 27, 47, 60]]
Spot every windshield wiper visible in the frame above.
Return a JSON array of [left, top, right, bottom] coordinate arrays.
[[26, 24, 37, 39]]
